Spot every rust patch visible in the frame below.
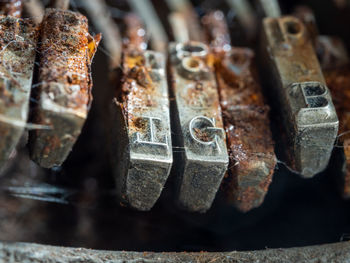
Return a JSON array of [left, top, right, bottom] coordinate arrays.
[[203, 11, 276, 212], [29, 9, 101, 168]]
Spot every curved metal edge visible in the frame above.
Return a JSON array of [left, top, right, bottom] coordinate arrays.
[[0, 241, 349, 262]]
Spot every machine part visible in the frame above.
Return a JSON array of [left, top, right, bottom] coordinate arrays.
[[29, 9, 101, 168], [325, 66, 350, 198], [317, 37, 350, 198], [128, 0, 168, 52], [0, 0, 22, 17], [293, 5, 350, 199], [121, 13, 147, 51], [168, 12, 190, 43], [316, 36, 349, 70], [292, 5, 318, 46], [202, 10, 276, 212], [1, 241, 350, 263], [49, 0, 69, 10], [225, 0, 257, 40], [255, 0, 282, 18], [169, 41, 229, 212], [22, 0, 44, 24], [109, 16, 172, 211], [166, 0, 205, 42], [77, 0, 121, 69], [260, 16, 338, 177], [201, 10, 231, 53], [293, 5, 349, 69], [217, 48, 276, 212], [0, 15, 37, 170]]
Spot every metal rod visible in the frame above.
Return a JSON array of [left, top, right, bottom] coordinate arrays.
[[0, 241, 349, 262], [77, 0, 122, 69], [50, 0, 70, 10], [128, 0, 168, 52], [22, 0, 44, 24]]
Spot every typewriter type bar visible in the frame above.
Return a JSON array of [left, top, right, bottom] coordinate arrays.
[[202, 11, 276, 212], [169, 41, 229, 212], [0, 14, 37, 169], [261, 16, 338, 177], [109, 15, 173, 211], [29, 9, 101, 168], [293, 6, 350, 197]]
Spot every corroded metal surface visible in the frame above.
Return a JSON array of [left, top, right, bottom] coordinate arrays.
[[325, 66, 350, 198], [29, 9, 101, 168], [261, 16, 338, 177], [169, 41, 228, 212], [0, 15, 37, 170], [217, 49, 276, 212], [0, 0, 22, 17], [109, 15, 172, 211], [1, 241, 350, 263], [202, 10, 276, 212]]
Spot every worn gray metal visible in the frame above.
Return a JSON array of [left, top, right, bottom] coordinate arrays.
[[0, 241, 350, 263], [0, 15, 37, 171], [256, 0, 282, 18], [110, 50, 173, 211], [169, 41, 229, 212], [261, 16, 339, 177]]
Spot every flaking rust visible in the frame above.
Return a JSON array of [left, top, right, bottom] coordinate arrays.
[[202, 11, 276, 212], [169, 41, 228, 212], [0, 15, 37, 169], [109, 14, 172, 211], [261, 16, 338, 177], [29, 9, 101, 168]]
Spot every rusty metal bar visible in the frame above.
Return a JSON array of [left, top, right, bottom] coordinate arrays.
[[169, 41, 229, 212], [0, 241, 350, 262], [109, 14, 173, 211], [29, 9, 101, 168], [0, 15, 38, 171], [260, 16, 338, 177], [202, 11, 276, 212]]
